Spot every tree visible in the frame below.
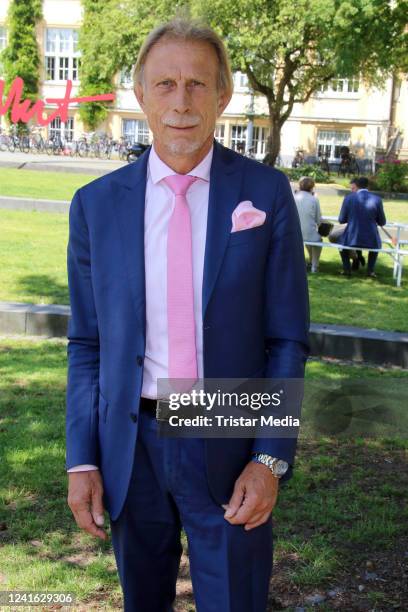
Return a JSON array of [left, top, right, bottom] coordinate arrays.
[[1, 0, 42, 130], [76, 0, 407, 160], [194, 0, 408, 164], [78, 0, 184, 130]]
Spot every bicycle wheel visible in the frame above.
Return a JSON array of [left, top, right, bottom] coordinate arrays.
[[90, 142, 99, 158], [45, 140, 55, 155], [78, 141, 88, 157], [36, 137, 46, 154], [19, 136, 30, 154], [7, 137, 16, 153], [102, 144, 111, 159]]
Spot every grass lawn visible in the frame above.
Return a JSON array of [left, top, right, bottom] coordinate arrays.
[[0, 168, 97, 201], [1, 207, 408, 331], [0, 336, 407, 610], [315, 192, 408, 223], [0, 210, 68, 305], [0, 167, 407, 221]]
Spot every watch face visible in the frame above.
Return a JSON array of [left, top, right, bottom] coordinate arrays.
[[275, 460, 289, 475]]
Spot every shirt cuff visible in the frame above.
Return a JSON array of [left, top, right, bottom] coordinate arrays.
[[67, 464, 99, 472]]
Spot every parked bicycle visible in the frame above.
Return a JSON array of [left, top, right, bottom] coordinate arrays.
[[29, 126, 47, 154], [98, 133, 115, 160], [117, 136, 130, 161], [45, 135, 66, 155]]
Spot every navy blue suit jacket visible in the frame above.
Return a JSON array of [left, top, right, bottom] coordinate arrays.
[[66, 141, 310, 520], [338, 190, 386, 249]]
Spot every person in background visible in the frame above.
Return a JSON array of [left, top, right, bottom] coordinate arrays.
[[337, 176, 386, 277], [294, 176, 322, 273]]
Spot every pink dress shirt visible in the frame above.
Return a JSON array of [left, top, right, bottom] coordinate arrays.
[[68, 143, 213, 472]]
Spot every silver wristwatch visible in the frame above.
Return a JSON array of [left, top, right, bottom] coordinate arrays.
[[252, 453, 289, 478]]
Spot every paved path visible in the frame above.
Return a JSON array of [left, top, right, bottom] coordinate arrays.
[[0, 151, 354, 190], [0, 195, 69, 212], [0, 150, 124, 175]]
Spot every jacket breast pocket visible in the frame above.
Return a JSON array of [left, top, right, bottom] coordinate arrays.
[[227, 223, 268, 247], [98, 392, 109, 424]]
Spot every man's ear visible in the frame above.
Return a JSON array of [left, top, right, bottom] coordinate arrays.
[[134, 81, 145, 111], [217, 88, 232, 117]]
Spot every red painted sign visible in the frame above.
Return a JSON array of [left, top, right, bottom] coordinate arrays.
[[0, 77, 116, 125]]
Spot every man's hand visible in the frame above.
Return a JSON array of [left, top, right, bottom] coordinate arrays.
[[68, 470, 107, 540], [222, 461, 279, 531]]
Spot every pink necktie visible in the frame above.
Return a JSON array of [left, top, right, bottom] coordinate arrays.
[[163, 174, 198, 390]]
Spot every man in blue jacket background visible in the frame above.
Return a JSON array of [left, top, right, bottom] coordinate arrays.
[[338, 176, 386, 277]]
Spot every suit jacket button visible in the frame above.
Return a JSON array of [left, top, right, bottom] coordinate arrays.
[[136, 355, 144, 366], [130, 412, 138, 423]]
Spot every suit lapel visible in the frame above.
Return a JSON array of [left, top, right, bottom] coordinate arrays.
[[202, 142, 245, 319], [112, 142, 245, 339], [112, 148, 150, 342]]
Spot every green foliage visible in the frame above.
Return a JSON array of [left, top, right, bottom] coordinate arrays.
[[372, 161, 408, 193], [1, 0, 42, 128], [282, 165, 333, 184], [77, 0, 115, 130], [192, 0, 408, 162], [78, 0, 186, 130], [75, 0, 407, 153]]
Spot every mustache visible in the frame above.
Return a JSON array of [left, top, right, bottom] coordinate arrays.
[[163, 116, 200, 128]]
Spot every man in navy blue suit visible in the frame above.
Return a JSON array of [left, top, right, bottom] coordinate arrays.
[[337, 176, 386, 277], [66, 18, 309, 612]]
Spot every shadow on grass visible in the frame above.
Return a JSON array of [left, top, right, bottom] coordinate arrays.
[[1, 340, 408, 610], [307, 255, 408, 332], [16, 274, 69, 305]]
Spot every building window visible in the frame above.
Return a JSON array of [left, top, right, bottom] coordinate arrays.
[[347, 77, 360, 93], [45, 57, 55, 80], [230, 125, 247, 152], [317, 130, 350, 161], [234, 71, 249, 91], [320, 77, 360, 94], [72, 57, 80, 81], [48, 116, 74, 142], [59, 57, 69, 80], [122, 119, 150, 144], [252, 126, 269, 156], [214, 123, 225, 144], [45, 28, 80, 82], [120, 68, 133, 86], [0, 26, 6, 75], [0, 26, 6, 50], [331, 78, 345, 92]]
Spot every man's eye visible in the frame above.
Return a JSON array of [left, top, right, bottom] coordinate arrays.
[[191, 80, 205, 87], [158, 80, 172, 87]]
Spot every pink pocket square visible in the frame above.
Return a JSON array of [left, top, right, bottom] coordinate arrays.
[[231, 201, 266, 233]]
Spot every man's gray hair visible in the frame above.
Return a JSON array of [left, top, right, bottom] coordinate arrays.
[[133, 18, 233, 96]]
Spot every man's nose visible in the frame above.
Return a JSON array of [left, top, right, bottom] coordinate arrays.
[[173, 84, 191, 113]]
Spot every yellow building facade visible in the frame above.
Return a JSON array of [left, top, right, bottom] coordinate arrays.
[[1, 0, 406, 166]]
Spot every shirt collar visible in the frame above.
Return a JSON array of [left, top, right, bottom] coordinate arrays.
[[148, 141, 213, 185], [357, 188, 368, 192]]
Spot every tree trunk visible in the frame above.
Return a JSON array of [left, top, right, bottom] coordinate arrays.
[[264, 110, 282, 167]]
